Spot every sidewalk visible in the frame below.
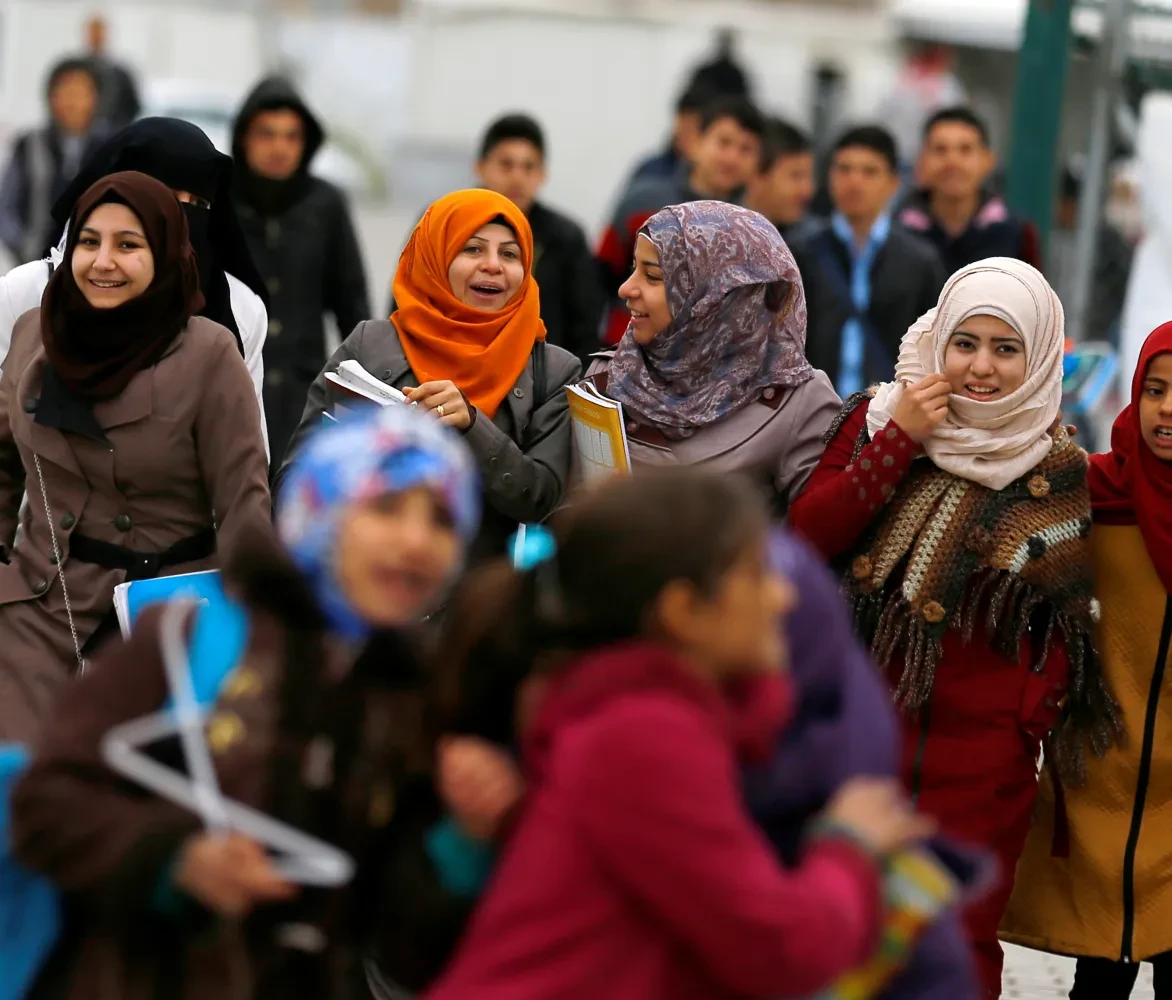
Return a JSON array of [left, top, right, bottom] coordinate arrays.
[[1004, 944, 1154, 998]]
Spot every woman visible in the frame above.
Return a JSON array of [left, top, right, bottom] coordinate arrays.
[[12, 404, 482, 1000], [278, 188, 579, 561], [1003, 322, 1172, 999], [427, 468, 934, 1000], [0, 170, 270, 744], [583, 200, 839, 511], [788, 258, 1117, 998], [0, 117, 271, 449]]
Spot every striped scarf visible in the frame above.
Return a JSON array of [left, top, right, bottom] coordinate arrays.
[[835, 395, 1118, 781]]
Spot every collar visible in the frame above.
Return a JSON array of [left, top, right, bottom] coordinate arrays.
[[831, 211, 891, 254]]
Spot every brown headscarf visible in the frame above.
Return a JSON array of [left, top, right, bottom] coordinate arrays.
[[41, 170, 204, 401]]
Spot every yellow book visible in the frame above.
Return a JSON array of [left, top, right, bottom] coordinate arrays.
[[565, 383, 632, 480]]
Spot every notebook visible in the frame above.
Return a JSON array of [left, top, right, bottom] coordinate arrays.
[[565, 383, 632, 481], [113, 570, 225, 639]]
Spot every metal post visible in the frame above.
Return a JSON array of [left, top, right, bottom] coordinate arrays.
[[1006, 0, 1075, 250], [1067, 0, 1133, 342]]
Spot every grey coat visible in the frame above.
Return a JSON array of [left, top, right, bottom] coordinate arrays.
[[583, 352, 840, 513], [276, 319, 581, 561]]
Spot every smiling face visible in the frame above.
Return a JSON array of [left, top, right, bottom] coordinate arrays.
[[335, 486, 461, 626], [446, 222, 526, 311], [71, 202, 156, 309], [942, 313, 1028, 402], [617, 235, 672, 345], [1139, 353, 1172, 461]]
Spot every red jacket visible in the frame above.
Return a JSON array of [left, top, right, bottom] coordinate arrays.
[[427, 641, 883, 1000], [789, 402, 1070, 997]]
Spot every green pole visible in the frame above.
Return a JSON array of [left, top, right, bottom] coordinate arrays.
[[1006, 0, 1075, 250]]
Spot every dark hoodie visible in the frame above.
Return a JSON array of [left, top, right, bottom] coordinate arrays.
[[230, 77, 371, 472]]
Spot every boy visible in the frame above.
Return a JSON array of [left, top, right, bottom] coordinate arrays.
[[596, 96, 765, 346], [899, 106, 1042, 274], [792, 125, 945, 397], [745, 117, 818, 244]]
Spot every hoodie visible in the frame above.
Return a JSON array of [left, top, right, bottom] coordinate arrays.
[[231, 76, 325, 217]]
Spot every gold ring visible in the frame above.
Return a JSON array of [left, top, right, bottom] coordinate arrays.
[[437, 404, 445, 417]]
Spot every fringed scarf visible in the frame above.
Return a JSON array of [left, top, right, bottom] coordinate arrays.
[[834, 393, 1119, 782]]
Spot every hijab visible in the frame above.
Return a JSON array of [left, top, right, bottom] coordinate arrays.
[[391, 189, 545, 419], [276, 405, 481, 641], [1088, 322, 1172, 592], [51, 118, 269, 350], [866, 257, 1065, 491], [41, 171, 203, 402], [606, 201, 815, 439]]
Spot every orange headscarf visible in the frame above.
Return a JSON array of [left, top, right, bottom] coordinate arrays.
[[391, 189, 546, 418]]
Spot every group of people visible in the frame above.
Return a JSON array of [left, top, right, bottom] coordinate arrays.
[[0, 51, 1167, 1000]]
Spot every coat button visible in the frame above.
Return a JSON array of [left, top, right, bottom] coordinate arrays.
[[114, 514, 132, 531], [267, 371, 284, 387], [268, 319, 282, 337], [59, 513, 75, 530], [488, 457, 499, 468], [22, 396, 38, 414], [32, 579, 48, 595], [512, 388, 524, 399], [48, 552, 58, 565], [763, 387, 776, 400], [266, 277, 281, 294], [502, 473, 514, 486]]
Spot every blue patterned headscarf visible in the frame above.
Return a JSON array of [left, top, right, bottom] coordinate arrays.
[[276, 406, 481, 639], [607, 201, 815, 439]]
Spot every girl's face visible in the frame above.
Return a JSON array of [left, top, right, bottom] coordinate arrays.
[[1139, 352, 1172, 461], [334, 486, 461, 625], [942, 313, 1027, 402], [447, 222, 526, 311], [655, 539, 795, 679], [618, 235, 673, 345], [71, 202, 156, 308]]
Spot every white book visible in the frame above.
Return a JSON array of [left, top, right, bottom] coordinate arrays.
[[324, 359, 409, 409]]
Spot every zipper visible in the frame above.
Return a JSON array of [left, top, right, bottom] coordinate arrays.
[[909, 696, 933, 806], [1119, 595, 1172, 963]]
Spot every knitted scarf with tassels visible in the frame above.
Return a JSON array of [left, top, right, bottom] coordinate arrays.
[[830, 392, 1119, 783]]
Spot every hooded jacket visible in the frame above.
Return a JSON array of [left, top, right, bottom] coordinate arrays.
[[230, 77, 370, 472]]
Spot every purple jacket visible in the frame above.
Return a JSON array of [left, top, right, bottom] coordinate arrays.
[[744, 529, 986, 1000]]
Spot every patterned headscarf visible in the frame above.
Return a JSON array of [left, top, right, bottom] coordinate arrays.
[[276, 406, 481, 640], [606, 201, 815, 439]]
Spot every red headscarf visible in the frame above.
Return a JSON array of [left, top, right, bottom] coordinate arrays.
[[390, 189, 545, 419], [41, 170, 203, 401], [1087, 321, 1172, 592]]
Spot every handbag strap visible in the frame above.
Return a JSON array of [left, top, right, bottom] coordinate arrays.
[[33, 454, 85, 674]]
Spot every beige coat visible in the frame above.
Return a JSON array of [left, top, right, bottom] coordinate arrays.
[[583, 352, 841, 510], [0, 309, 271, 743]]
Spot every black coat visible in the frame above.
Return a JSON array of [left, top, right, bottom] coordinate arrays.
[[792, 224, 946, 389], [527, 201, 603, 363], [231, 77, 371, 472]]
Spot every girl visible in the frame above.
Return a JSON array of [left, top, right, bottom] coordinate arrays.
[[789, 258, 1117, 998], [428, 468, 933, 1000], [584, 201, 840, 511], [0, 170, 270, 745], [278, 188, 580, 561], [12, 404, 483, 999], [1003, 322, 1172, 998]]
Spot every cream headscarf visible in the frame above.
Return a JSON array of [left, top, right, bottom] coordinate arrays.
[[866, 257, 1065, 491]]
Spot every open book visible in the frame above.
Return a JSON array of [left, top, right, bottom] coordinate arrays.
[[565, 383, 632, 480], [324, 359, 409, 414]]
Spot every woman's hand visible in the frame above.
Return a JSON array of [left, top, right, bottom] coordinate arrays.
[[891, 374, 952, 444], [174, 832, 297, 917], [438, 736, 525, 841], [406, 381, 473, 431], [823, 776, 936, 856]]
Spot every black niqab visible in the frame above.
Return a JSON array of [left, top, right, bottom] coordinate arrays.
[[50, 118, 269, 353]]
